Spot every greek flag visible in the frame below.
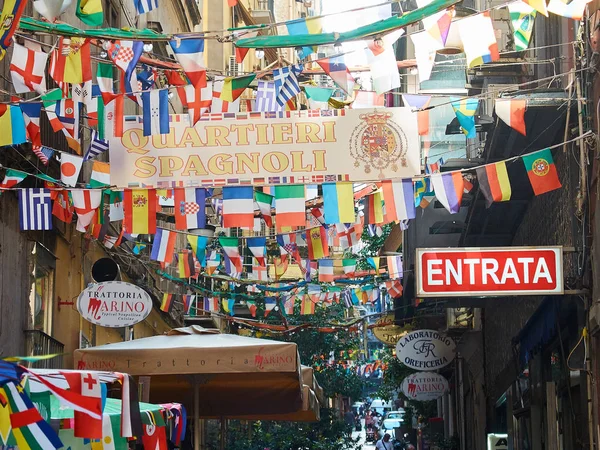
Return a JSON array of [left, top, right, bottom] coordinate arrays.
[[19, 188, 52, 230], [255, 81, 280, 112], [84, 130, 109, 160], [273, 64, 303, 107]]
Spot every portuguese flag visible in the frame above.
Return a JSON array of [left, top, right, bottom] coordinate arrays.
[[221, 74, 256, 102], [522, 148, 562, 195]]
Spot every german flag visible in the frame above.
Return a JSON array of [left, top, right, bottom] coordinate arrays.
[[160, 294, 173, 313], [476, 161, 512, 207]]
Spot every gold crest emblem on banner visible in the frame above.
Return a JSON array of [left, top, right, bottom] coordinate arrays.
[[349, 111, 408, 178]]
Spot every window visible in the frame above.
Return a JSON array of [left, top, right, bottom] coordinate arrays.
[[29, 243, 56, 334]]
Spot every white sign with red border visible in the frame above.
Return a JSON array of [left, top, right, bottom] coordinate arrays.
[[416, 246, 563, 297], [77, 281, 153, 328], [401, 372, 449, 401]]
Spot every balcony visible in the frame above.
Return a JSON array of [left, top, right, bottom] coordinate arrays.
[[24, 330, 65, 369]]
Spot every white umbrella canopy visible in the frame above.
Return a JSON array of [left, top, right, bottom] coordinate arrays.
[[74, 326, 303, 417]]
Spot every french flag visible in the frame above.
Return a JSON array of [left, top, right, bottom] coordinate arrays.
[[141, 89, 170, 136], [150, 228, 176, 263], [318, 259, 334, 282], [169, 37, 206, 87], [222, 186, 254, 228]]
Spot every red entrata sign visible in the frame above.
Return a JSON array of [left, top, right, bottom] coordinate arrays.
[[416, 247, 564, 297]]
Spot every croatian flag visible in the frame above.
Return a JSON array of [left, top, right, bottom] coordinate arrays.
[[173, 188, 206, 230], [141, 89, 170, 136], [19, 188, 52, 230], [108, 41, 144, 86]]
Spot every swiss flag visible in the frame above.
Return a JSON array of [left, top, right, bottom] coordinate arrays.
[[63, 372, 103, 439], [142, 424, 168, 450]]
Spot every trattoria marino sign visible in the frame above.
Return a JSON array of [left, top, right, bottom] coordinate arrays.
[[396, 330, 456, 370], [401, 372, 449, 401], [77, 281, 152, 328], [109, 108, 419, 188], [416, 247, 563, 297]]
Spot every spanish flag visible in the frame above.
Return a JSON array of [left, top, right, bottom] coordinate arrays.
[[49, 37, 92, 85], [274, 255, 289, 280], [300, 295, 315, 315], [124, 189, 157, 234], [306, 226, 329, 260]]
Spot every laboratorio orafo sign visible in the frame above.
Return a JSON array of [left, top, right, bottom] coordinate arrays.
[[401, 372, 449, 401], [395, 329, 456, 370], [77, 281, 152, 328]]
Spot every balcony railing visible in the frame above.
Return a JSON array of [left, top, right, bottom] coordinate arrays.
[[24, 330, 65, 369]]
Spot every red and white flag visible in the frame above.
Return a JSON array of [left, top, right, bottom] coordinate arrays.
[[10, 43, 48, 94], [23, 369, 103, 425], [336, 223, 358, 249], [142, 425, 168, 450], [60, 153, 84, 187], [71, 189, 103, 231], [495, 98, 527, 135], [351, 91, 384, 109], [183, 82, 212, 125], [61, 371, 103, 439]]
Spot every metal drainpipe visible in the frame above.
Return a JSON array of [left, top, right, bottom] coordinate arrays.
[[458, 357, 466, 450]]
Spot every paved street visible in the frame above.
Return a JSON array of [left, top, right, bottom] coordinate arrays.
[[352, 420, 375, 450]]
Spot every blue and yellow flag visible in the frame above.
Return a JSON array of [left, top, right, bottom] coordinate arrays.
[[451, 98, 479, 138]]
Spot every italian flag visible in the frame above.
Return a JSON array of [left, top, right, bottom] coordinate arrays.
[[0, 169, 27, 192], [96, 62, 114, 94], [274, 185, 306, 228], [342, 259, 357, 276]]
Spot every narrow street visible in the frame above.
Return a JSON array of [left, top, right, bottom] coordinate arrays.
[[352, 423, 375, 450], [0, 0, 597, 449]]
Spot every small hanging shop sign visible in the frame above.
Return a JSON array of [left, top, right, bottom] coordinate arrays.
[[396, 329, 456, 370], [372, 313, 412, 346], [77, 281, 153, 328], [401, 372, 449, 401], [416, 246, 564, 297]]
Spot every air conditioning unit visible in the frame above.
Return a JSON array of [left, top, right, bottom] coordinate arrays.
[[228, 55, 240, 77]]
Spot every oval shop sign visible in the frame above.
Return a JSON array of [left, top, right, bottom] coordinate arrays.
[[401, 372, 449, 401], [78, 281, 153, 328], [396, 329, 456, 370]]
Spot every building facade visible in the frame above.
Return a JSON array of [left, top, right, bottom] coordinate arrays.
[[0, 0, 203, 367], [395, 1, 597, 449]]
